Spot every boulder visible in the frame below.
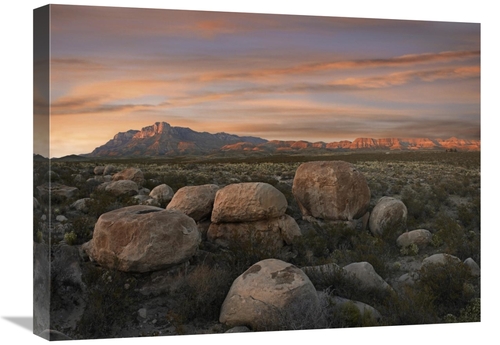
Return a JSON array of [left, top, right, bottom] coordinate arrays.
[[138, 187, 151, 196], [396, 229, 432, 249], [94, 166, 105, 175], [103, 165, 117, 175], [211, 182, 287, 223], [104, 180, 139, 197], [421, 253, 461, 267], [343, 262, 394, 295], [292, 161, 370, 221], [207, 215, 301, 250], [70, 198, 90, 213], [149, 184, 174, 202], [83, 205, 201, 272], [112, 167, 145, 186], [56, 215, 68, 222], [167, 184, 219, 221], [464, 258, 480, 276], [369, 197, 408, 238], [219, 259, 321, 331]]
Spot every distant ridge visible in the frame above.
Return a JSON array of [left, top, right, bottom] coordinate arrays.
[[84, 121, 480, 158]]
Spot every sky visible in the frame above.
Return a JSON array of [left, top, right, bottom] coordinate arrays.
[[35, 4, 480, 157]]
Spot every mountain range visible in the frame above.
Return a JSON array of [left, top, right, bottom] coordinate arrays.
[[84, 121, 480, 158]]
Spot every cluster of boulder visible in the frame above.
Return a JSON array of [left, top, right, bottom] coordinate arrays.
[[206, 182, 301, 251], [36, 159, 480, 336]]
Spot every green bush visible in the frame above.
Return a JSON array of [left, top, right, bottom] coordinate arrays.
[[63, 231, 78, 245], [400, 243, 419, 256], [416, 257, 478, 317], [433, 212, 480, 263]]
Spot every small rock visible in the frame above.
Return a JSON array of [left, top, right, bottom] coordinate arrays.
[[396, 229, 432, 249], [464, 257, 480, 276], [56, 215, 68, 222]]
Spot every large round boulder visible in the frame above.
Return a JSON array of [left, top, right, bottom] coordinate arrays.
[[167, 184, 219, 221], [112, 167, 145, 186], [369, 197, 408, 238], [292, 161, 370, 221], [211, 182, 287, 223], [82, 205, 201, 273], [219, 259, 321, 331]]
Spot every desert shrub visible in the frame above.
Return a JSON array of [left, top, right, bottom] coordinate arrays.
[[381, 284, 439, 325], [304, 263, 353, 293], [416, 257, 478, 317], [63, 231, 78, 245], [167, 264, 235, 327], [69, 216, 96, 245], [400, 243, 419, 256], [86, 190, 128, 218], [457, 298, 480, 322], [75, 264, 139, 339], [457, 197, 480, 231], [157, 171, 189, 191], [432, 212, 480, 263], [320, 294, 380, 328], [292, 222, 359, 265], [220, 227, 287, 272], [401, 186, 437, 228]]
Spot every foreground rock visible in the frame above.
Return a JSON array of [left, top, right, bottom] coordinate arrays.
[[292, 161, 370, 222], [343, 262, 394, 295], [219, 259, 322, 331], [167, 184, 219, 221], [83, 205, 201, 272], [211, 182, 287, 223], [369, 197, 408, 238]]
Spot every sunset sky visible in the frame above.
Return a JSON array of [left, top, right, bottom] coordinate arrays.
[[36, 4, 480, 158]]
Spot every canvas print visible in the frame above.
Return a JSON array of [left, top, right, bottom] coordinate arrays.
[[33, 4, 480, 341]]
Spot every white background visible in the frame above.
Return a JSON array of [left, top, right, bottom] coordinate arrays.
[[1, 1, 496, 344]]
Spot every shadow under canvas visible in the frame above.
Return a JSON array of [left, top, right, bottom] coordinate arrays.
[[3, 316, 33, 332]]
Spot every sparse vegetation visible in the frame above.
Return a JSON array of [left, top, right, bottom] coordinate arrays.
[[35, 151, 480, 339]]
